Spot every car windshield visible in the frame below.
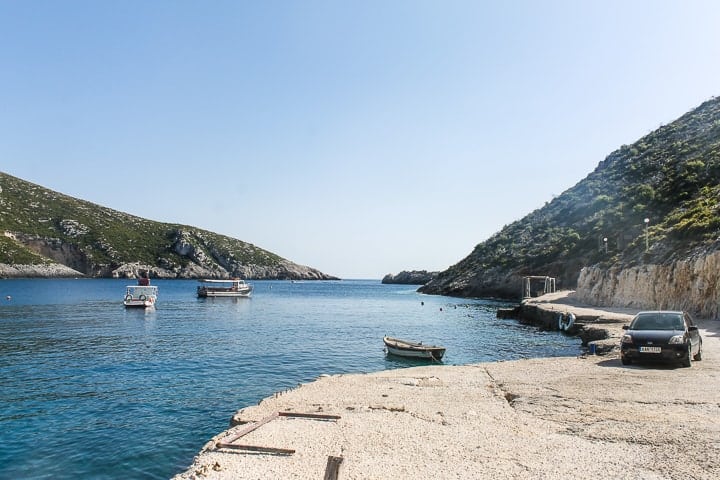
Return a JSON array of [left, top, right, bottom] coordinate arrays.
[[631, 313, 684, 331]]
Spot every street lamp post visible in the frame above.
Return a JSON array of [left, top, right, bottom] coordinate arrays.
[[644, 218, 650, 252], [603, 237, 608, 253]]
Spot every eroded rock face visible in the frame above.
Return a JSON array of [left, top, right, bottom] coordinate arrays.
[[12, 234, 91, 273], [576, 250, 720, 319], [172, 230, 211, 266]]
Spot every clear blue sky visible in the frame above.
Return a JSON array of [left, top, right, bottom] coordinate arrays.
[[2, 1, 719, 279]]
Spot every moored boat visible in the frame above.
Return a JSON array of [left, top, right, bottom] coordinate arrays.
[[383, 336, 446, 361], [123, 285, 158, 308], [197, 278, 253, 298]]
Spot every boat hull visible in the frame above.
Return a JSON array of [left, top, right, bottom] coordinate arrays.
[[197, 279, 253, 298], [383, 336, 445, 361], [197, 288, 252, 298], [123, 299, 155, 308]]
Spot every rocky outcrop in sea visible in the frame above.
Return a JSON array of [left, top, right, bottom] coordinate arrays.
[[382, 270, 439, 285]]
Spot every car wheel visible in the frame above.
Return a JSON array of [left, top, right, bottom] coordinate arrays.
[[621, 356, 631, 365], [694, 340, 703, 361], [681, 345, 692, 368]]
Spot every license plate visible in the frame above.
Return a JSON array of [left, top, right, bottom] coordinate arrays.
[[639, 346, 662, 353]]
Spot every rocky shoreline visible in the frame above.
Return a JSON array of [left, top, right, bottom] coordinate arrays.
[[0, 263, 83, 278], [0, 261, 336, 281], [514, 290, 637, 353], [174, 293, 720, 479]]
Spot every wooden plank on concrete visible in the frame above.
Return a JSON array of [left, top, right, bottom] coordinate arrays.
[[323, 456, 344, 480], [215, 443, 296, 455], [215, 411, 342, 454], [278, 412, 341, 421], [216, 412, 280, 447]]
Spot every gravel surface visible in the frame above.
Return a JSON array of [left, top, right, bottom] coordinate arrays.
[[174, 297, 720, 480]]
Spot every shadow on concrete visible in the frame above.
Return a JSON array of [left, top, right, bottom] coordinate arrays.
[[595, 358, 687, 370], [697, 318, 720, 338]]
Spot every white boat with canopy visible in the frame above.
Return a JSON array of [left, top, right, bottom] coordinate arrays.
[[123, 285, 158, 308], [197, 278, 253, 298]]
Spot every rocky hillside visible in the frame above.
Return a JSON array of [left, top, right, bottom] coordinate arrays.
[[0, 172, 336, 280], [420, 97, 720, 317]]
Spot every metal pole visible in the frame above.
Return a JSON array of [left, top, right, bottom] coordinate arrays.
[[644, 218, 649, 252]]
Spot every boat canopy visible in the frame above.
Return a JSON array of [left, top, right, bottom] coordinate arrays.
[[125, 285, 158, 295]]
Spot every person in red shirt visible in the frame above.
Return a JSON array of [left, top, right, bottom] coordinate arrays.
[[138, 271, 150, 286]]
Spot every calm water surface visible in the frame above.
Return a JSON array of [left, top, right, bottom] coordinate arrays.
[[0, 279, 579, 479]]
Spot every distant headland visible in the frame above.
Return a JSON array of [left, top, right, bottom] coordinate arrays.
[[381, 270, 438, 285], [0, 172, 337, 281]]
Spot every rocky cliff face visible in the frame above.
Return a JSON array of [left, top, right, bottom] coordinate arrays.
[[104, 259, 331, 280], [420, 258, 583, 299], [576, 248, 720, 319], [0, 237, 334, 280], [419, 267, 520, 299], [1, 229, 335, 280]]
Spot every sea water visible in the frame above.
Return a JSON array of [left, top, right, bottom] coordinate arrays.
[[0, 279, 579, 479]]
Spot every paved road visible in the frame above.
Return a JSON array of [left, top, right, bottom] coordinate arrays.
[[487, 319, 720, 479]]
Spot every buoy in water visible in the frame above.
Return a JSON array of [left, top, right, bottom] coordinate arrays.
[[565, 313, 576, 330], [558, 312, 576, 331]]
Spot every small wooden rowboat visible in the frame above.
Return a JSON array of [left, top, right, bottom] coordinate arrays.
[[383, 336, 446, 361]]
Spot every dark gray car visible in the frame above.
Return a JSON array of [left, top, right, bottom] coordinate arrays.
[[620, 310, 702, 367]]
